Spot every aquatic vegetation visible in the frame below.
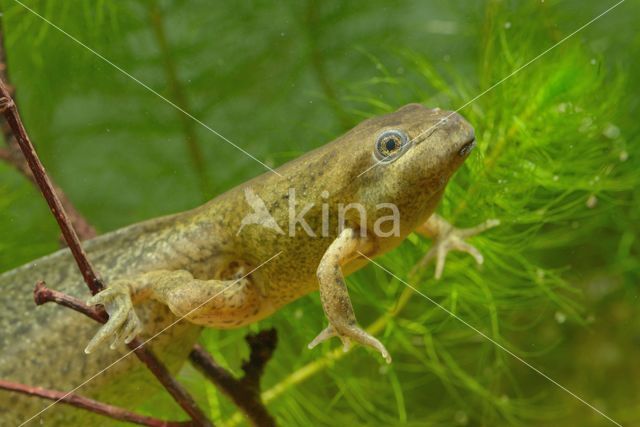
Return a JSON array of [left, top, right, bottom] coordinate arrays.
[[1, 1, 638, 425]]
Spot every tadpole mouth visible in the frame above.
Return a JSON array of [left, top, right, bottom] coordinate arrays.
[[458, 138, 476, 157]]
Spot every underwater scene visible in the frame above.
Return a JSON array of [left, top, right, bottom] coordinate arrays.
[[0, 1, 638, 426]]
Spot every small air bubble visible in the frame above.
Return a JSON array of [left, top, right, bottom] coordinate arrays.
[[280, 32, 285, 37], [590, 58, 597, 65], [555, 311, 567, 324], [443, 54, 451, 62], [553, 175, 559, 181], [586, 194, 598, 209], [504, 22, 512, 29], [378, 365, 389, 375], [619, 150, 628, 162], [602, 123, 620, 139], [294, 308, 303, 319]]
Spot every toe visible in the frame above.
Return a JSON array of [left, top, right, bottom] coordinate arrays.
[[459, 218, 500, 237], [457, 241, 484, 265], [87, 288, 115, 307], [434, 247, 447, 280], [111, 313, 139, 349], [308, 326, 336, 349], [123, 313, 142, 345], [85, 304, 129, 353], [339, 336, 352, 352]]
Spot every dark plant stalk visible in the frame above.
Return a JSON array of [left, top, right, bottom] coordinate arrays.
[[149, 1, 211, 198], [0, 80, 103, 294], [0, 20, 96, 241], [189, 329, 278, 427], [305, 0, 351, 130], [33, 281, 108, 323], [0, 380, 192, 427], [0, 77, 213, 427]]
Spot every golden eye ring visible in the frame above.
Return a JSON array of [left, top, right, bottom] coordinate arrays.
[[374, 129, 410, 163]]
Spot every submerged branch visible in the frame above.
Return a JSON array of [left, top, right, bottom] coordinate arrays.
[[0, 20, 96, 241], [0, 76, 213, 426], [0, 380, 191, 427], [190, 329, 278, 427], [32, 280, 213, 427], [34, 281, 108, 323], [225, 282, 418, 427], [0, 80, 104, 294]]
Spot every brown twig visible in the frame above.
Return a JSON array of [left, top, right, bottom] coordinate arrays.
[[0, 81, 103, 294], [1, 22, 275, 427], [0, 380, 192, 427], [189, 329, 278, 427], [0, 20, 96, 241], [0, 79, 213, 426], [34, 281, 108, 323], [33, 281, 214, 427]]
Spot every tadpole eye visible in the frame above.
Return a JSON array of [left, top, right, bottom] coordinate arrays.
[[374, 129, 410, 163]]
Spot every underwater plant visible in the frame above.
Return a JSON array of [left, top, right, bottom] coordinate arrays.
[[1, 1, 638, 426]]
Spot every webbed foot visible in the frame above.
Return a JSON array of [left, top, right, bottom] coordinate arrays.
[[84, 281, 142, 354], [308, 323, 392, 364], [419, 218, 500, 279]]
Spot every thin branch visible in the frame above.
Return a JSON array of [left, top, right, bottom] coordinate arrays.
[[0, 19, 96, 241], [189, 329, 278, 427], [0, 78, 213, 426], [0, 82, 103, 294], [0, 380, 192, 427], [33, 281, 214, 427], [34, 281, 108, 323], [149, 1, 210, 198]]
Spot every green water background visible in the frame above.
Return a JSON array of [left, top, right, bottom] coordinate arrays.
[[0, 1, 638, 426]]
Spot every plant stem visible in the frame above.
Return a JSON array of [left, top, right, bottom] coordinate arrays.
[[149, 1, 210, 198], [305, 0, 351, 130], [33, 281, 214, 427], [0, 19, 96, 241], [225, 283, 418, 427], [0, 76, 213, 426], [0, 380, 191, 427], [0, 80, 104, 294], [190, 329, 277, 427]]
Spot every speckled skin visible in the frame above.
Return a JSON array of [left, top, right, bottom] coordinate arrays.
[[0, 104, 476, 425]]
